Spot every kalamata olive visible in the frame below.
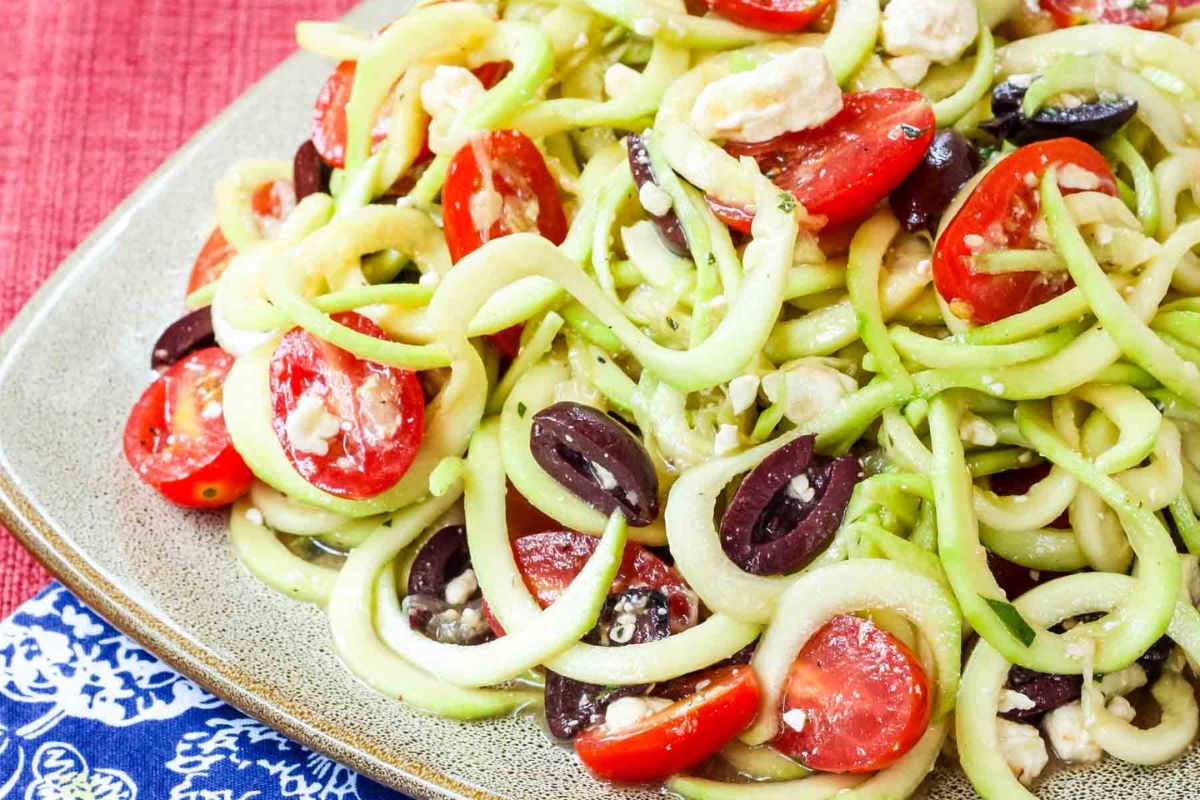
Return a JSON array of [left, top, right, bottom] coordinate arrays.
[[627, 134, 689, 257], [293, 139, 330, 201], [1138, 634, 1174, 682], [530, 402, 659, 526], [403, 594, 494, 646], [889, 130, 982, 233], [986, 552, 1065, 600], [1002, 666, 1082, 721], [544, 587, 670, 739], [980, 80, 1138, 146], [150, 307, 216, 371], [407, 525, 472, 599], [719, 435, 860, 576]]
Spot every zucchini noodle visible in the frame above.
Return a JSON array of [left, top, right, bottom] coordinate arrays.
[[178, 2, 1200, 796]]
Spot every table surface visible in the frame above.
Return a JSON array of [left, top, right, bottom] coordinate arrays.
[[0, 0, 358, 618]]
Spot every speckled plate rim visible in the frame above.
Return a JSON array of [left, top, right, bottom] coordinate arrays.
[[0, 6, 486, 799]]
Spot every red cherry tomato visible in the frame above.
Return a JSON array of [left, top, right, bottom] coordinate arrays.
[[711, 89, 934, 232], [483, 531, 698, 636], [773, 615, 931, 773], [123, 348, 253, 508], [704, 0, 834, 31], [443, 129, 568, 263], [186, 228, 237, 294], [505, 482, 561, 539], [574, 665, 761, 783], [1040, 0, 1173, 29], [311, 61, 392, 169], [269, 312, 425, 500], [185, 179, 294, 294], [933, 138, 1117, 324]]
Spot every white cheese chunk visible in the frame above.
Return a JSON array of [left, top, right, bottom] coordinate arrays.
[[881, 0, 979, 64], [787, 474, 816, 504], [444, 568, 478, 606], [996, 719, 1049, 786], [638, 181, 673, 217], [998, 689, 1037, 714], [959, 411, 999, 448], [285, 389, 342, 456], [714, 423, 741, 455], [603, 696, 673, 732], [244, 507, 265, 527], [887, 55, 931, 88], [1043, 702, 1103, 764], [1057, 163, 1103, 191], [761, 359, 859, 427], [420, 65, 487, 155], [781, 708, 807, 733], [691, 47, 842, 144]]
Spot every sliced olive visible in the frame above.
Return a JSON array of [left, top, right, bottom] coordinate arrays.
[[544, 587, 670, 739], [890, 130, 982, 233], [627, 134, 689, 257], [1137, 634, 1174, 682], [151, 307, 216, 371], [530, 402, 659, 526], [1002, 666, 1082, 721], [981, 80, 1138, 146], [719, 435, 860, 576], [407, 525, 471, 598], [293, 139, 330, 201], [402, 594, 494, 646]]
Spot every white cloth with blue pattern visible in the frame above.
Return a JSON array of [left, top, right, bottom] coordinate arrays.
[[0, 583, 404, 799]]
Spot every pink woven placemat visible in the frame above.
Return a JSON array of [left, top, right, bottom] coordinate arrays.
[[0, 0, 357, 618]]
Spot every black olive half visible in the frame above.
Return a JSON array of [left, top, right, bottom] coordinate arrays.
[[407, 525, 472, 598], [544, 587, 671, 739], [890, 130, 982, 233], [151, 307, 216, 371], [719, 434, 860, 576], [530, 402, 659, 526], [627, 134, 689, 257], [1001, 666, 1083, 721], [981, 79, 1138, 146], [403, 525, 492, 646], [293, 139, 331, 201]]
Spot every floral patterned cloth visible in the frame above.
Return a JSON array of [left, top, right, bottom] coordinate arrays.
[[0, 583, 405, 799]]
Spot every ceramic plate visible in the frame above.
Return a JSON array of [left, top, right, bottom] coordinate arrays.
[[0, 2, 1197, 797]]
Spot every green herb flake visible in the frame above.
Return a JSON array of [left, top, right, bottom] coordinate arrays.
[[666, 316, 679, 330], [899, 124, 927, 140], [517, 401, 528, 418], [986, 598, 1037, 647], [777, 193, 796, 213]]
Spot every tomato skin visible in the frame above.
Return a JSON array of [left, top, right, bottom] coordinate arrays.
[[484, 531, 698, 636], [705, 0, 834, 32], [715, 89, 935, 231], [270, 312, 425, 500], [574, 665, 761, 783], [1040, 0, 1173, 29], [123, 348, 252, 509], [311, 61, 390, 170], [773, 615, 931, 773], [443, 130, 568, 263], [186, 228, 237, 294], [932, 138, 1117, 324]]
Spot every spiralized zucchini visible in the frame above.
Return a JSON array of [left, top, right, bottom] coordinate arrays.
[[197, 2, 1200, 797]]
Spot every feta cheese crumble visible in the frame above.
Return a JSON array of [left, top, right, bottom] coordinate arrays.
[[727, 374, 761, 414], [998, 689, 1037, 714], [603, 696, 673, 732], [761, 359, 859, 427], [996, 718, 1049, 786], [691, 47, 842, 143], [1043, 702, 1102, 763], [444, 569, 478, 606], [781, 708, 807, 732], [285, 389, 342, 456], [714, 423, 741, 455], [604, 62, 641, 101], [638, 181, 673, 217], [881, 0, 979, 64], [421, 66, 487, 155], [1057, 163, 1103, 191]]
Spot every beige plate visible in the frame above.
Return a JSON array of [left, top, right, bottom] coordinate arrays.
[[0, 1, 1197, 797]]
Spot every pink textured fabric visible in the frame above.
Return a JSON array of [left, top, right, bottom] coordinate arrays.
[[0, 0, 357, 617]]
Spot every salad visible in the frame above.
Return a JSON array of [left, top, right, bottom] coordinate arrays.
[[122, 0, 1200, 796]]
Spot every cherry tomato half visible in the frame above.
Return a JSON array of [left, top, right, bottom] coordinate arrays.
[[932, 138, 1117, 324], [443, 129, 568, 263], [311, 61, 391, 170], [713, 89, 934, 232], [574, 665, 761, 783], [704, 0, 834, 32], [772, 615, 931, 773], [185, 179, 294, 294], [483, 531, 698, 636], [269, 312, 425, 500], [123, 348, 252, 508], [1040, 0, 1173, 29]]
